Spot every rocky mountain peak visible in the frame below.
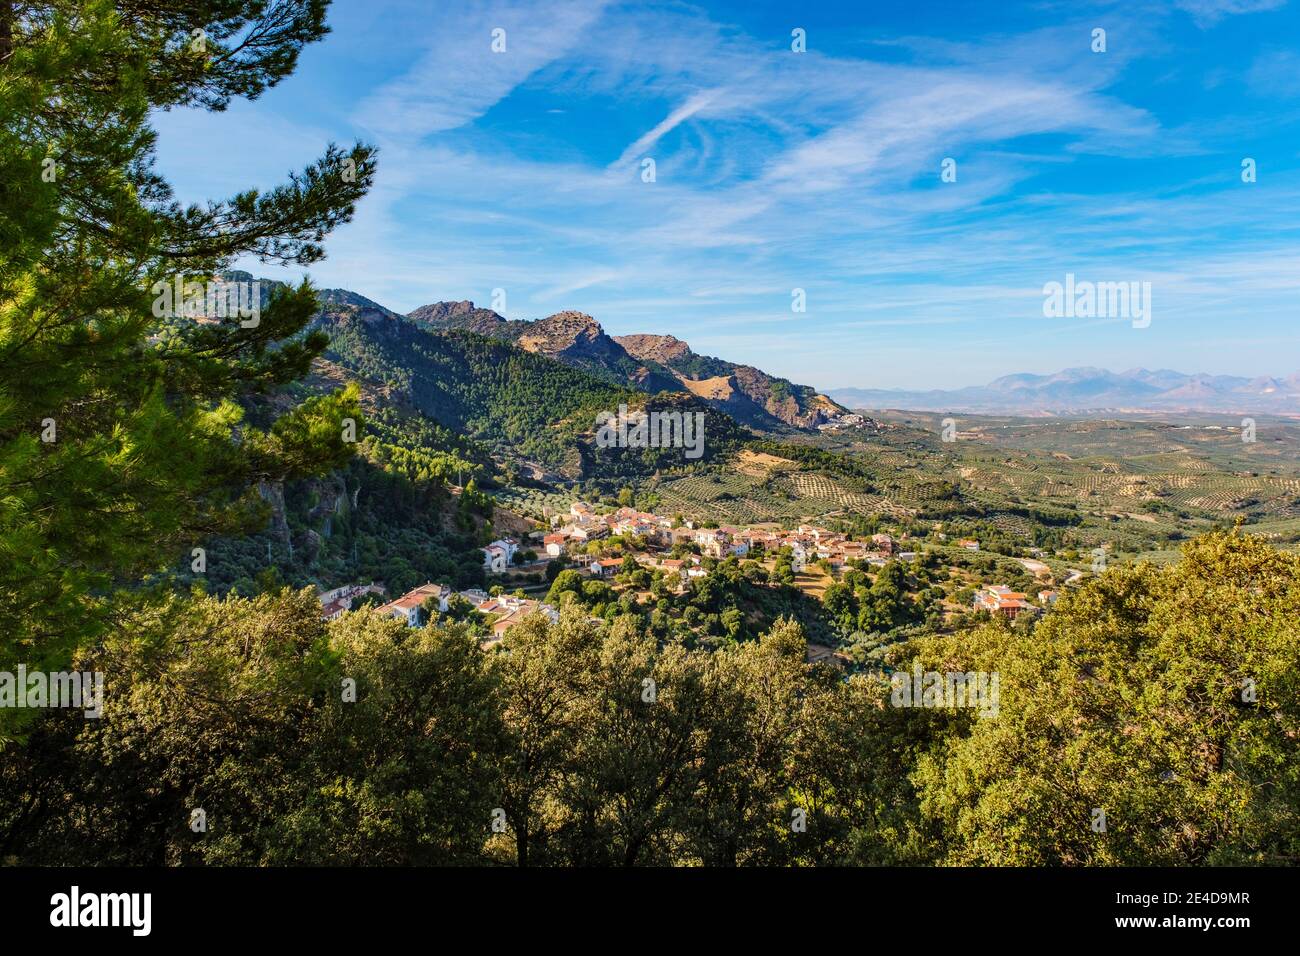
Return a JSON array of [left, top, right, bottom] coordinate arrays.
[[614, 333, 693, 364], [406, 300, 507, 335], [520, 311, 606, 352]]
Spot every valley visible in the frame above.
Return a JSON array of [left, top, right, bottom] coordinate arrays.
[[240, 282, 1300, 582], [182, 278, 1300, 633]]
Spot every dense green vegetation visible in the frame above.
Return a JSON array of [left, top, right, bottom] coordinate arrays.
[[0, 0, 367, 738], [546, 553, 832, 648], [321, 312, 750, 479], [823, 560, 936, 643], [322, 318, 628, 470], [166, 451, 492, 598], [4, 532, 1295, 865]]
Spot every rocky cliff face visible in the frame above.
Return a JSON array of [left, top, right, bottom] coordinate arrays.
[[515, 313, 688, 394], [403, 302, 682, 395], [318, 288, 400, 317], [258, 473, 351, 564], [615, 333, 845, 429], [608, 332, 692, 364], [257, 480, 291, 544], [517, 310, 606, 355]]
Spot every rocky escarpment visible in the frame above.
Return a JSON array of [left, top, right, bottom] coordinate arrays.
[[517, 310, 606, 355], [403, 301, 682, 395], [257, 472, 351, 566], [407, 300, 511, 336], [318, 288, 400, 317], [515, 311, 682, 393], [615, 333, 845, 429], [612, 333, 692, 364]]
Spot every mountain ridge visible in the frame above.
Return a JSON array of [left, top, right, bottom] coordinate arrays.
[[613, 331, 846, 430], [402, 298, 843, 429]]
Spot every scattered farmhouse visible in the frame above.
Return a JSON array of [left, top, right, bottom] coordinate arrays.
[[973, 585, 1036, 620], [475, 595, 560, 644], [590, 557, 626, 578], [375, 583, 557, 644]]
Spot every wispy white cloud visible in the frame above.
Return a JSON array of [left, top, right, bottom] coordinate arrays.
[[612, 89, 724, 168], [1247, 48, 1300, 97], [175, 0, 1300, 388], [1174, 0, 1287, 28], [353, 0, 609, 142]]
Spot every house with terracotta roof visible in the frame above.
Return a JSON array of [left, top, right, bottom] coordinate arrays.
[[974, 585, 1035, 620], [614, 517, 665, 544], [317, 581, 386, 620], [590, 557, 626, 578], [693, 528, 732, 558], [563, 520, 607, 541], [321, 598, 348, 621], [375, 583, 451, 627], [669, 527, 697, 547], [473, 596, 560, 645], [543, 532, 568, 557], [722, 532, 750, 557]]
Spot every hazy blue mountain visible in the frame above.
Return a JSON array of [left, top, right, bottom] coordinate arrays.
[[829, 367, 1300, 414]]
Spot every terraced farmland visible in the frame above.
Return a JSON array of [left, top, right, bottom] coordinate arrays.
[[492, 486, 576, 520], [652, 472, 812, 523], [648, 467, 916, 523]]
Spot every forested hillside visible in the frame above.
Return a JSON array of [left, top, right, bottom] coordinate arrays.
[[317, 305, 753, 478], [320, 311, 632, 472]]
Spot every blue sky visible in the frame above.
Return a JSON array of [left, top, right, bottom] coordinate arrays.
[[153, 0, 1300, 390]]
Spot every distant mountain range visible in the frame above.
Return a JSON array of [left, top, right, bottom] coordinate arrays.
[[828, 367, 1300, 416]]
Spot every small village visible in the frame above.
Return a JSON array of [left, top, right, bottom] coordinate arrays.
[[316, 500, 1076, 656]]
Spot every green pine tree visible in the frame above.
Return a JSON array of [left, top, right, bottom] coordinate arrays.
[[0, 0, 374, 739]]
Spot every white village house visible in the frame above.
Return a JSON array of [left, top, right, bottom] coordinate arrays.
[[317, 582, 386, 621], [482, 537, 519, 573]]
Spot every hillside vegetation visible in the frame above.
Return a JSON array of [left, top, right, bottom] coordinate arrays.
[[4, 532, 1294, 866]]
